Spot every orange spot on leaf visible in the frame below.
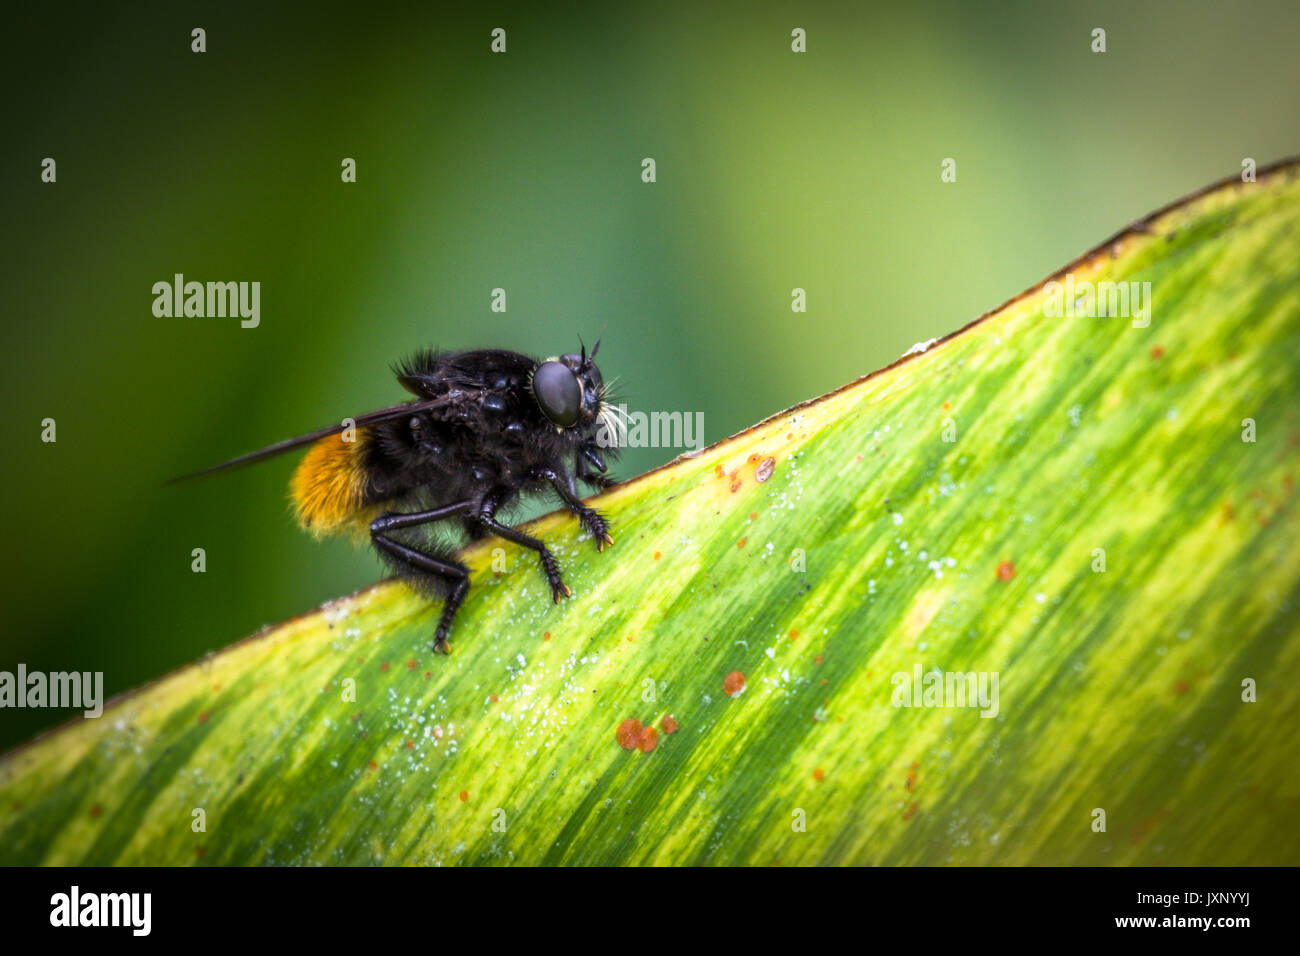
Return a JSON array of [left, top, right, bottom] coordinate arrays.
[[617, 718, 643, 750]]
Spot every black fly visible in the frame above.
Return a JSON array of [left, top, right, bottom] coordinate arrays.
[[174, 341, 622, 653]]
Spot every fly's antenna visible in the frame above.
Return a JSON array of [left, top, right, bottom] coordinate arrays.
[[576, 332, 602, 368], [588, 320, 608, 365]]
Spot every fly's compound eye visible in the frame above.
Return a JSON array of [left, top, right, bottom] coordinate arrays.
[[532, 361, 582, 427]]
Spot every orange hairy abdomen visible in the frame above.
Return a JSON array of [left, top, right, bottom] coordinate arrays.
[[290, 431, 372, 536]]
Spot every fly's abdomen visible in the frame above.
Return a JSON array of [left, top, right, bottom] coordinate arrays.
[[290, 429, 377, 537]]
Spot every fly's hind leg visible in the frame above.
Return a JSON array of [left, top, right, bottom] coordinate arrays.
[[370, 501, 473, 653]]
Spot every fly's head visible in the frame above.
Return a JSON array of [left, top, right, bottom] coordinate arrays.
[[531, 339, 622, 452]]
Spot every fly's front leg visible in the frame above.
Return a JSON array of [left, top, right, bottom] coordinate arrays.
[[476, 492, 572, 603], [536, 466, 614, 551], [576, 445, 616, 489]]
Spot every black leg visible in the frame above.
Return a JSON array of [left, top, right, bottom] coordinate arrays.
[[370, 500, 472, 533], [580, 445, 606, 475], [536, 466, 614, 551], [370, 500, 473, 653], [577, 444, 617, 490], [577, 467, 618, 490], [476, 492, 572, 603]]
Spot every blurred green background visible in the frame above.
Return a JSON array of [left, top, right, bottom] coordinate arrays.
[[2, 0, 1297, 752]]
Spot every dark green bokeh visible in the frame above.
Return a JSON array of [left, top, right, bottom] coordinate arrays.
[[2, 0, 1297, 751]]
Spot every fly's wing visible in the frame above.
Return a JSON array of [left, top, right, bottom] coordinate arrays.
[[168, 391, 484, 484]]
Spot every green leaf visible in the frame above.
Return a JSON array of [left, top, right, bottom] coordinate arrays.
[[4, 163, 1299, 865]]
